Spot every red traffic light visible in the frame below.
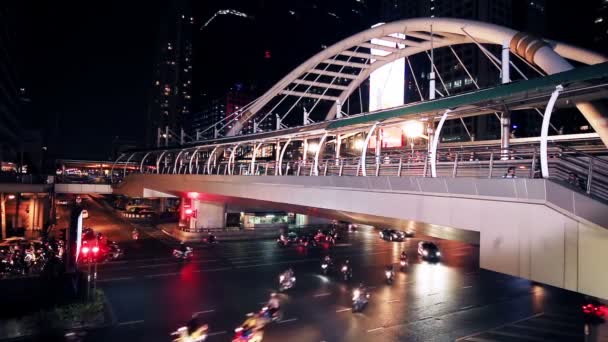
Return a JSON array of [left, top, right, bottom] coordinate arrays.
[[82, 246, 90, 255], [185, 208, 194, 216], [92, 246, 100, 254]]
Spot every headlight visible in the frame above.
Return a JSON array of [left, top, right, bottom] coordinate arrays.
[[321, 264, 327, 269], [352, 290, 360, 300], [436, 251, 441, 256], [400, 260, 406, 265], [279, 275, 285, 282], [385, 271, 392, 277], [342, 266, 347, 272], [423, 250, 428, 256]]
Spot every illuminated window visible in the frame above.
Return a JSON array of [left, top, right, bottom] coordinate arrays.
[[454, 79, 462, 88]]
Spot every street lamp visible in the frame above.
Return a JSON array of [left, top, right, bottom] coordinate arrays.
[[307, 143, 319, 153], [7, 195, 15, 200], [402, 120, 424, 138]]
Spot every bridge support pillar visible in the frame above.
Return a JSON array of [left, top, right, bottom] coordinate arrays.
[[295, 214, 331, 227], [193, 199, 226, 230], [500, 111, 511, 160]]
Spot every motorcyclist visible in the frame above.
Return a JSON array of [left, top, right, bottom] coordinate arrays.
[[323, 255, 332, 265], [206, 232, 216, 243], [186, 313, 208, 339], [132, 228, 139, 240], [266, 293, 280, 318], [180, 241, 188, 253], [400, 251, 408, 261]]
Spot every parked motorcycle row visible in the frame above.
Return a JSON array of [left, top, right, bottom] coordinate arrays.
[[0, 238, 64, 278]]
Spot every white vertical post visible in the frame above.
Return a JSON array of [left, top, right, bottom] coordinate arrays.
[[303, 109, 309, 125], [540, 85, 563, 178], [500, 111, 511, 160], [276, 114, 282, 131], [429, 24, 436, 100], [430, 110, 451, 178], [335, 135, 341, 166], [313, 133, 328, 176], [164, 126, 169, 147], [361, 123, 379, 177], [336, 100, 342, 119], [501, 40, 511, 84], [157, 127, 161, 147], [302, 139, 308, 165]]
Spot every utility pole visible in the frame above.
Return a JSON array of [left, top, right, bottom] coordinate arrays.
[[1, 193, 6, 239]]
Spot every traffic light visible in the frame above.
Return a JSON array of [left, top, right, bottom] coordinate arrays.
[[183, 205, 197, 219], [82, 246, 90, 256], [582, 302, 607, 325]]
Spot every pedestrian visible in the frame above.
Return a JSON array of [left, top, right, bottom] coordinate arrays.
[[503, 167, 517, 179]]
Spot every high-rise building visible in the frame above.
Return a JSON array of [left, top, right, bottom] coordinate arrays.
[[191, 88, 273, 140], [593, 0, 608, 54], [377, 0, 547, 140], [0, 4, 24, 163], [149, 0, 194, 147]]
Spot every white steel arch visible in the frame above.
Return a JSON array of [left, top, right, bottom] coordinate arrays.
[[225, 18, 608, 145]]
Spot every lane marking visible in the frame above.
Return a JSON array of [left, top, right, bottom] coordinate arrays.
[[427, 292, 439, 296], [462, 285, 473, 289], [387, 299, 400, 303], [97, 277, 134, 282], [194, 309, 215, 315], [460, 305, 475, 310], [367, 327, 384, 333], [137, 259, 219, 268], [313, 293, 332, 297], [145, 272, 178, 278], [277, 318, 298, 324], [193, 267, 232, 273], [336, 308, 351, 313], [206, 331, 227, 337], [118, 320, 144, 326]]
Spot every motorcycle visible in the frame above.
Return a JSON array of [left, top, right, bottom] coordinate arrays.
[[132, 230, 139, 240], [171, 325, 207, 342], [385, 269, 394, 285], [173, 247, 193, 260], [258, 306, 282, 326], [352, 288, 370, 312], [321, 261, 330, 275], [399, 258, 408, 271], [232, 326, 263, 342], [278, 273, 296, 291], [202, 235, 218, 246], [106, 241, 123, 261], [341, 264, 352, 281]]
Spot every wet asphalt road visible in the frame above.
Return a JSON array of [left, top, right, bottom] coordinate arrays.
[[62, 196, 589, 342]]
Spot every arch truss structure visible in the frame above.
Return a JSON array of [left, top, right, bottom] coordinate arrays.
[[200, 18, 608, 147]]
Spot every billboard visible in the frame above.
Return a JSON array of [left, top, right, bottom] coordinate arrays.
[[368, 127, 404, 149], [369, 23, 406, 112]]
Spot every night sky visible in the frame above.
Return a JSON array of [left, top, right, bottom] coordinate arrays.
[[14, 1, 598, 160]]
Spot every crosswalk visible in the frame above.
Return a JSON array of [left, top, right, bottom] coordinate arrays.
[[457, 311, 585, 342]]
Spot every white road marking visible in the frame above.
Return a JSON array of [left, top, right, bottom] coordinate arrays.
[[118, 320, 144, 326], [138, 259, 218, 268], [206, 331, 227, 337], [460, 305, 475, 310], [387, 299, 400, 303], [97, 277, 134, 282], [194, 309, 215, 315], [367, 327, 384, 333], [336, 308, 351, 313], [193, 267, 232, 273], [145, 272, 178, 278], [462, 285, 473, 289], [277, 318, 298, 324], [313, 292, 332, 297]]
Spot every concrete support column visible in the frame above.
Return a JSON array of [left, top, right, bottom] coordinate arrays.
[[193, 200, 226, 229], [302, 139, 308, 165], [375, 129, 382, 165], [335, 135, 341, 166], [500, 111, 511, 160], [295, 214, 332, 227], [158, 198, 167, 214], [427, 122, 434, 155]]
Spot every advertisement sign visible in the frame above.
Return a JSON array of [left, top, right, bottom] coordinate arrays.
[[369, 23, 406, 112]]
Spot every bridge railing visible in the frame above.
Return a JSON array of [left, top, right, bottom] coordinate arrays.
[[125, 143, 608, 203]]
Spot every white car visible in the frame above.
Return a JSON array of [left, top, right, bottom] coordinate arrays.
[[81, 209, 89, 219]]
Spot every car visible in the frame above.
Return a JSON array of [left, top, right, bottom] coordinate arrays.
[[417, 241, 441, 260], [81, 209, 89, 219], [379, 229, 406, 241]]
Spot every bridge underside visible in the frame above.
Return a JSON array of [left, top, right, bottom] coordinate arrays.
[[115, 174, 608, 299]]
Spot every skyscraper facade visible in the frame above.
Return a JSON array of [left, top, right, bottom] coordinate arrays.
[[593, 0, 608, 54], [149, 0, 193, 147]]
